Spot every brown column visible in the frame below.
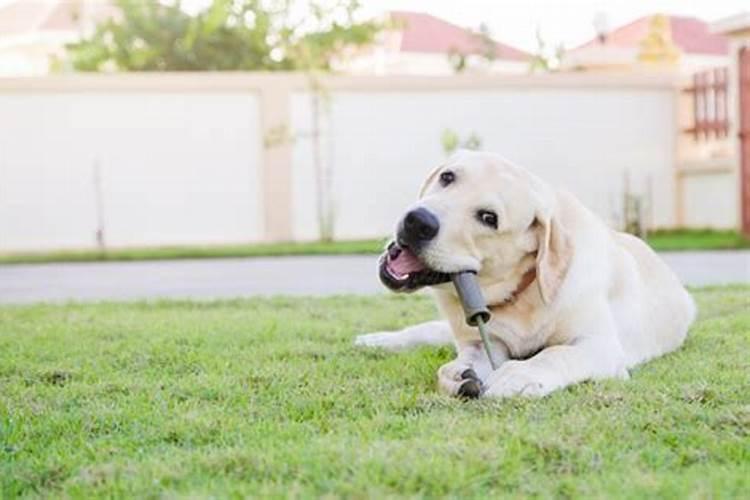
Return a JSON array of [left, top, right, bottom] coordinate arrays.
[[739, 46, 750, 235]]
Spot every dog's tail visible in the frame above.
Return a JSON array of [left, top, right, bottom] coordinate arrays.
[[355, 320, 453, 351]]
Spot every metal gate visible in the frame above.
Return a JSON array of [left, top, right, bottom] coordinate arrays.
[[740, 46, 750, 235]]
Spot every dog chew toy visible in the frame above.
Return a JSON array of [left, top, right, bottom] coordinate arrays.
[[451, 271, 499, 370]]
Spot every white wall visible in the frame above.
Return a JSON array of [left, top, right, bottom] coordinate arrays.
[[683, 171, 738, 228], [340, 51, 529, 76], [0, 91, 262, 251], [292, 86, 677, 240], [0, 74, 703, 251]]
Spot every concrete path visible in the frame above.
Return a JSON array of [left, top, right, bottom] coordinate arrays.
[[0, 251, 748, 304]]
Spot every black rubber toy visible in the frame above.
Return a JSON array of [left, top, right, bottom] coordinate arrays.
[[451, 271, 499, 377]]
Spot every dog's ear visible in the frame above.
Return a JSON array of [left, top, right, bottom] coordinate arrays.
[[534, 212, 573, 305], [418, 164, 444, 198]]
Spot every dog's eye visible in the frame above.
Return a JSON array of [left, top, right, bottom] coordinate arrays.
[[477, 210, 498, 229], [439, 171, 455, 187]]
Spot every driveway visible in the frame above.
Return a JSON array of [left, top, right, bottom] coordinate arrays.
[[0, 251, 748, 304]]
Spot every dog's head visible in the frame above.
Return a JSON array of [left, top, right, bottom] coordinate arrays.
[[379, 150, 572, 304]]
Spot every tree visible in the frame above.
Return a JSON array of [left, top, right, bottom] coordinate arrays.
[[441, 129, 482, 156], [477, 23, 497, 63], [446, 23, 497, 74], [67, 0, 381, 72], [528, 26, 564, 73]]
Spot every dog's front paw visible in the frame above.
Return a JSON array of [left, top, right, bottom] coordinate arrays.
[[354, 331, 406, 350], [483, 361, 552, 398], [437, 360, 483, 398]]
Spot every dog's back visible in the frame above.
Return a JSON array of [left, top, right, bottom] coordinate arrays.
[[610, 232, 696, 367]]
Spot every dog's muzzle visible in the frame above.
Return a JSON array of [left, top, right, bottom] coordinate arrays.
[[378, 241, 451, 292]]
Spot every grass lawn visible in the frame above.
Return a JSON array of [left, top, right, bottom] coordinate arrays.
[[0, 230, 748, 265], [646, 229, 750, 252], [0, 239, 386, 265], [1, 287, 749, 498]]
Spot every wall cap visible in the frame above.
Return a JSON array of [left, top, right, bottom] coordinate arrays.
[[0, 71, 683, 93]]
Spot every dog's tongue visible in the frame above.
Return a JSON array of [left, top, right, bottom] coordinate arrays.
[[388, 246, 426, 276]]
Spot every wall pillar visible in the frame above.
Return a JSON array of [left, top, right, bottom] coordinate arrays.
[[259, 84, 294, 242], [673, 80, 692, 227]]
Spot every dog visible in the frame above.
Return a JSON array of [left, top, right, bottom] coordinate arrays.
[[356, 150, 695, 398]]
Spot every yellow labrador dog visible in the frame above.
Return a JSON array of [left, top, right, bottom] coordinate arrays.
[[356, 150, 695, 398]]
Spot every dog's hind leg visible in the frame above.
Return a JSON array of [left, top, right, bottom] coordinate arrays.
[[355, 321, 453, 351]]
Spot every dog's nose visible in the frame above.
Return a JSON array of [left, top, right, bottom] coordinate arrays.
[[399, 208, 439, 248]]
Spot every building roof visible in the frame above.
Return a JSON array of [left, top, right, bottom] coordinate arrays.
[[0, 0, 117, 36], [572, 15, 728, 55], [389, 11, 529, 61], [711, 12, 750, 37]]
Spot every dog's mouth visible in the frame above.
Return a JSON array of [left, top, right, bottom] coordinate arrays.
[[379, 241, 452, 292]]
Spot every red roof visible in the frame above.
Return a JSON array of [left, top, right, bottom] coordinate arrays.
[[573, 15, 728, 55], [390, 11, 529, 61], [0, 0, 117, 36]]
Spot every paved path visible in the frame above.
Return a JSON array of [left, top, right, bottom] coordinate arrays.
[[0, 251, 748, 304]]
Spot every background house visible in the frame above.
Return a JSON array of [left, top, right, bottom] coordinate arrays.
[[0, 0, 115, 76], [336, 11, 530, 75], [562, 14, 729, 74], [711, 12, 750, 235]]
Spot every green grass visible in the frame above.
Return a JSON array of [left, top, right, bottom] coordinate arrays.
[[1, 288, 748, 498], [0, 229, 747, 265], [647, 229, 750, 252], [0, 239, 386, 265]]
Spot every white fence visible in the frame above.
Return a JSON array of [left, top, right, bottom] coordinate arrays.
[[0, 72, 723, 252]]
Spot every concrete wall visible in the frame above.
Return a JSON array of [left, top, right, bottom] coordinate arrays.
[[681, 169, 738, 228], [292, 76, 679, 240], [0, 72, 707, 252], [339, 50, 529, 76], [0, 80, 263, 251]]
